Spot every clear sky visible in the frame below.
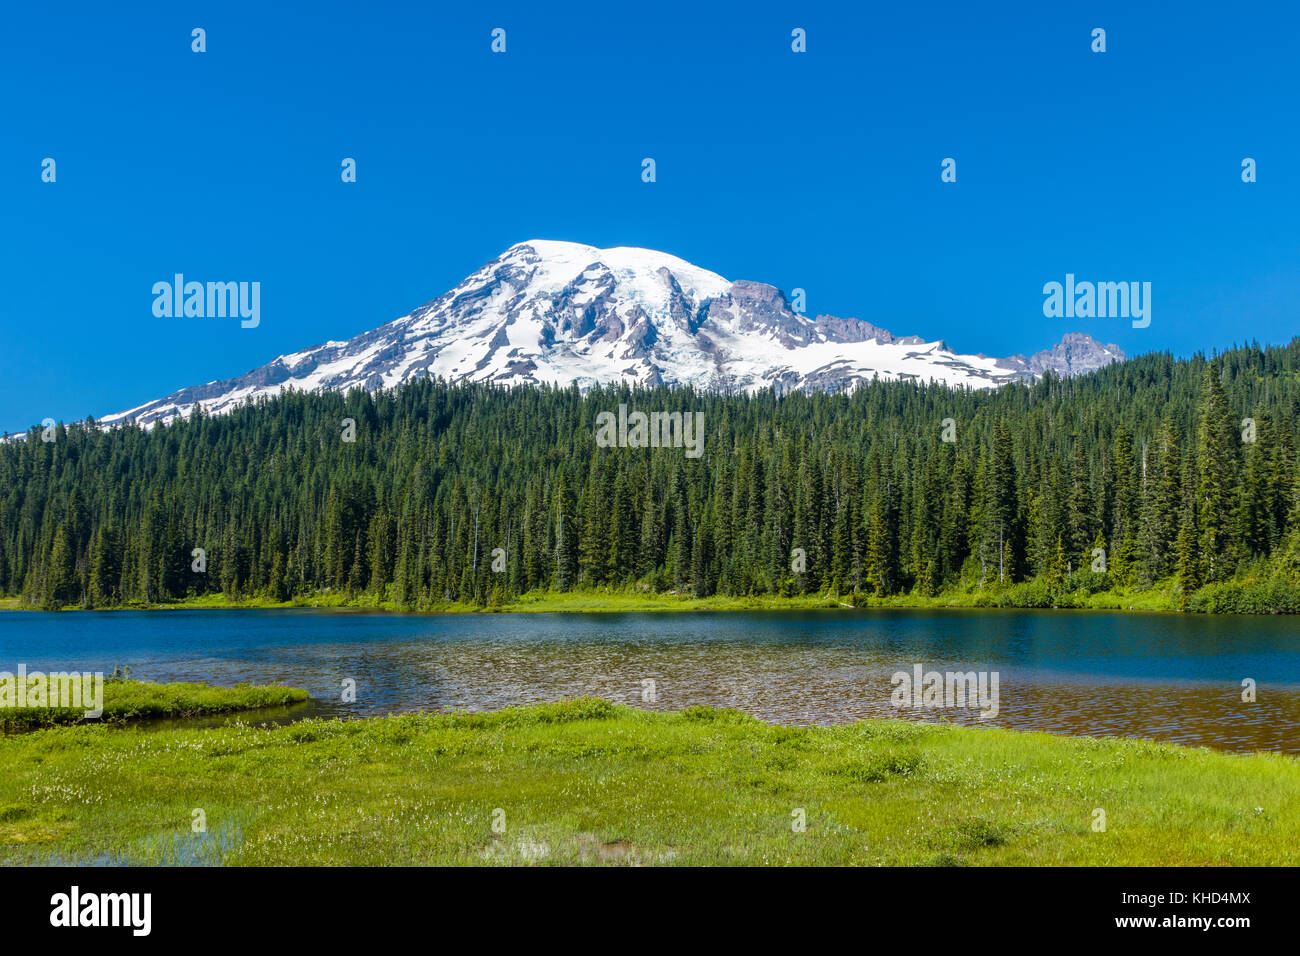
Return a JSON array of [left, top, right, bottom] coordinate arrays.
[[2, 0, 1297, 431]]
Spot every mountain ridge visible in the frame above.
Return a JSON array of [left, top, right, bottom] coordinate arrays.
[[99, 240, 1125, 427]]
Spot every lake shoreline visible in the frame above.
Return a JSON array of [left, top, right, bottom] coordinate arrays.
[[0, 588, 1217, 616]]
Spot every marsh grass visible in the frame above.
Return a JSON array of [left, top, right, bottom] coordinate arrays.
[[0, 679, 309, 731]]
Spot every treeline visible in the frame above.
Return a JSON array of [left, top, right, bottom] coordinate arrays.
[[4, 341, 1300, 612]]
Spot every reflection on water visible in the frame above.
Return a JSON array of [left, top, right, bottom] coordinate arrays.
[[1, 607, 1297, 753]]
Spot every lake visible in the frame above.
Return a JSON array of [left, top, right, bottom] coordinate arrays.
[[1, 607, 1297, 753]]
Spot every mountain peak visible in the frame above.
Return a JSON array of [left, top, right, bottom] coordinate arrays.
[[492, 240, 733, 302], [97, 242, 1127, 427], [997, 332, 1125, 378]]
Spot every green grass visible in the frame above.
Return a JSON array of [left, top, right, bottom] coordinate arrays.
[[1, 697, 1294, 865], [0, 584, 1189, 615], [0, 589, 852, 614], [0, 572, 1242, 616], [0, 679, 309, 731]]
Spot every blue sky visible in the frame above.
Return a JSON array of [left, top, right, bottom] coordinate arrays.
[[2, 1, 1297, 430]]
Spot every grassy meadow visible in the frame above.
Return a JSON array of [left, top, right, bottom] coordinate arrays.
[[1, 696, 1294, 866]]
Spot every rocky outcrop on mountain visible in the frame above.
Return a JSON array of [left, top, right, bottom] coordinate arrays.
[[996, 332, 1125, 378]]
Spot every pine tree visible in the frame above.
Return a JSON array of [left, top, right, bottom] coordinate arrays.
[[987, 420, 1018, 583], [1138, 420, 1180, 584], [553, 475, 577, 592], [1196, 363, 1238, 581], [1109, 424, 1139, 584], [1066, 436, 1095, 572], [44, 525, 76, 610]]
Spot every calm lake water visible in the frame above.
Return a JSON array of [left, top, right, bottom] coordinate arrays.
[[1, 608, 1297, 753]]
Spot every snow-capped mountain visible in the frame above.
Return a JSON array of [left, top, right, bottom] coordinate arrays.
[[101, 240, 1124, 426]]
